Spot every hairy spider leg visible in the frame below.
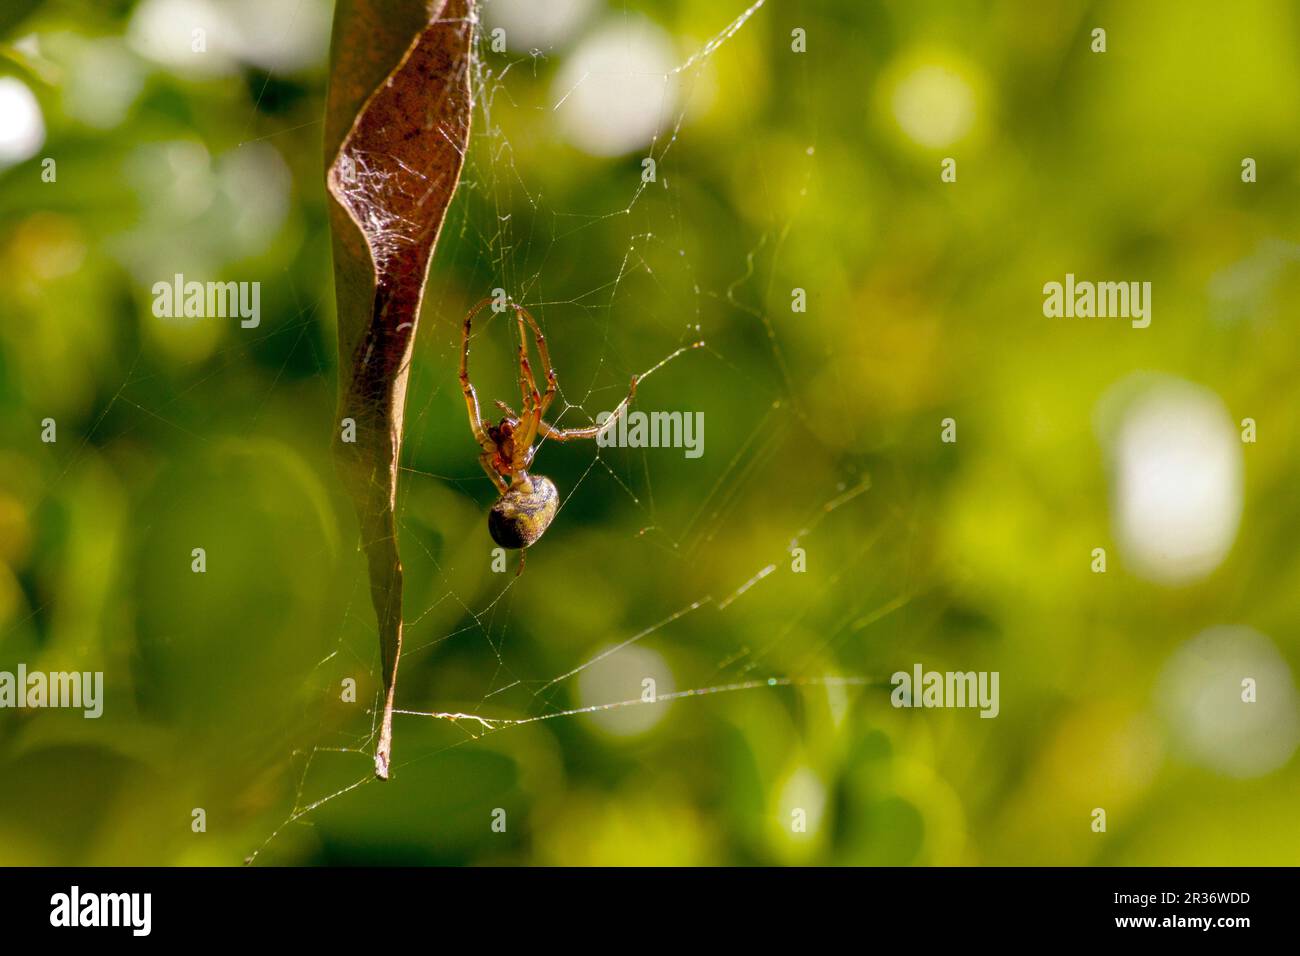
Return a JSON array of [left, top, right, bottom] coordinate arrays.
[[507, 305, 560, 468], [493, 372, 638, 444], [514, 305, 559, 418], [536, 374, 638, 441], [460, 297, 511, 493], [513, 310, 544, 469], [478, 451, 509, 494], [459, 296, 499, 449]]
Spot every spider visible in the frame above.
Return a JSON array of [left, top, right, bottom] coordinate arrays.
[[460, 299, 638, 551]]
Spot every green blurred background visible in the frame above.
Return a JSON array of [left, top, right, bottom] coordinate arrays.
[[1, 0, 1298, 865]]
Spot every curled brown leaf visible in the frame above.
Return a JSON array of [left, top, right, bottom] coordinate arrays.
[[324, 0, 475, 779]]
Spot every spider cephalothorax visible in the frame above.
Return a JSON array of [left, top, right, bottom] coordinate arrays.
[[484, 419, 517, 473], [460, 300, 637, 550]]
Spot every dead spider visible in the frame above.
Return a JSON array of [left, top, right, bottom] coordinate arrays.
[[459, 299, 638, 552]]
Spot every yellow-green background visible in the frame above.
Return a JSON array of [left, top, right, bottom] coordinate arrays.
[[1, 0, 1297, 865]]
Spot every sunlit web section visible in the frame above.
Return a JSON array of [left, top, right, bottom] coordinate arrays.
[[250, 0, 888, 864]]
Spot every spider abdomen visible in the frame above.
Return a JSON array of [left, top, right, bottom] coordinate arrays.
[[488, 474, 558, 549]]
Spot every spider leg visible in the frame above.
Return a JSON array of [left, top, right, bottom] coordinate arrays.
[[513, 309, 545, 464], [497, 374, 639, 443], [535, 374, 638, 442], [514, 305, 558, 418], [478, 451, 509, 495], [460, 297, 498, 449]]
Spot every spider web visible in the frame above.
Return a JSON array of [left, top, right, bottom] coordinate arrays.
[[246, 0, 904, 865]]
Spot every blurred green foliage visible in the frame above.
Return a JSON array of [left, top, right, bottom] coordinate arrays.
[[1, 0, 1298, 866]]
